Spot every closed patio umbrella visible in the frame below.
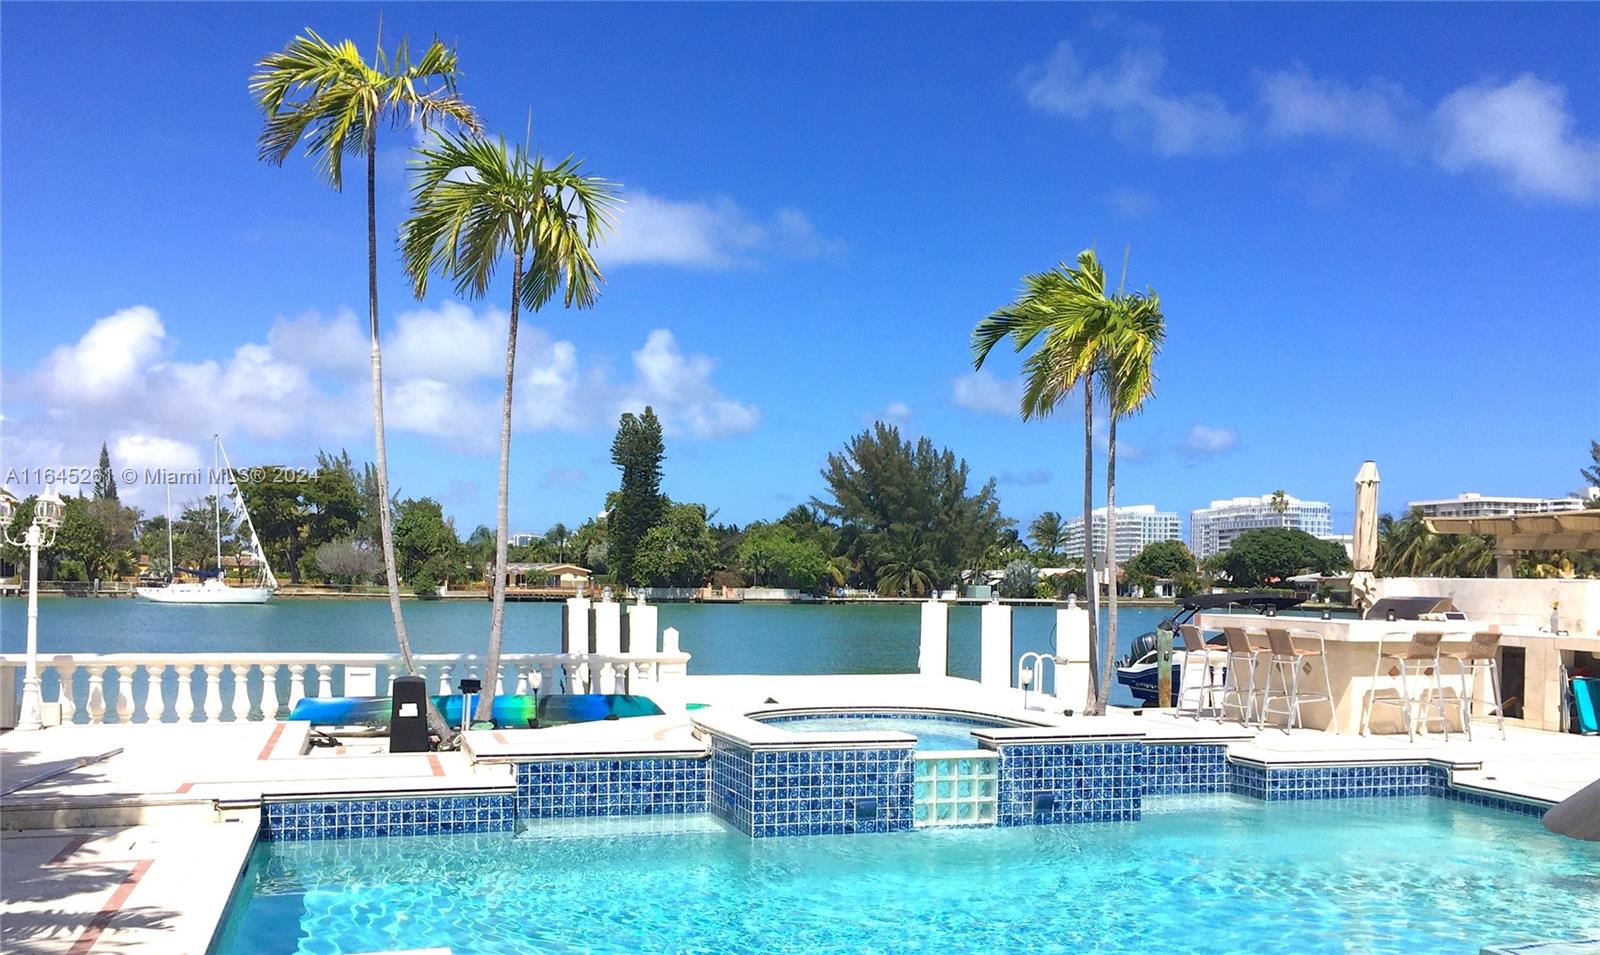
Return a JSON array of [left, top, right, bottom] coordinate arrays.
[[1350, 460, 1380, 616]]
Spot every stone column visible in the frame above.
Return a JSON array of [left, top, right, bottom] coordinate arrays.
[[979, 600, 1012, 690], [918, 598, 949, 678], [627, 596, 659, 654], [1054, 596, 1092, 712], [564, 595, 592, 654]]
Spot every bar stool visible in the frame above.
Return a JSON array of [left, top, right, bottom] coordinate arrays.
[[1176, 625, 1227, 719], [1258, 627, 1338, 734], [1216, 626, 1269, 725], [1442, 628, 1506, 741], [1361, 630, 1460, 741]]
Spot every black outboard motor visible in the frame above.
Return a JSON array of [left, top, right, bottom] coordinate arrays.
[[1124, 630, 1161, 666]]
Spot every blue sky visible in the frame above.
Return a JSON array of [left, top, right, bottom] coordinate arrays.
[[3, 3, 1597, 539]]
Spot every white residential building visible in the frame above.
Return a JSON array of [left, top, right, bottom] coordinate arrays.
[[1189, 494, 1334, 559], [509, 532, 539, 548], [1064, 505, 1182, 565], [1407, 491, 1594, 519]]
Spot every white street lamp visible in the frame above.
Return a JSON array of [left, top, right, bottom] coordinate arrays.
[[4, 486, 64, 731]]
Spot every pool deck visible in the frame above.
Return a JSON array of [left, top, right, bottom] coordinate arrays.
[[2, 672, 1597, 953]]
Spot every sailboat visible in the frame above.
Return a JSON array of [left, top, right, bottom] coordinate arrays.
[[135, 436, 278, 605]]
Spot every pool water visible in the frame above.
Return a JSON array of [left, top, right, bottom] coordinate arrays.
[[757, 713, 1009, 751], [214, 796, 1600, 954]]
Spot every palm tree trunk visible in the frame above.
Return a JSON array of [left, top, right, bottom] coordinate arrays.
[[367, 137, 450, 741], [1098, 373, 1120, 713], [1082, 376, 1101, 713], [478, 250, 523, 722]]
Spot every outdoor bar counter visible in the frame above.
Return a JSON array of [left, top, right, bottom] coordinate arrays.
[[1196, 613, 1599, 735]]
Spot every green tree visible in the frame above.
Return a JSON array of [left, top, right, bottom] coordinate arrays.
[[1125, 539, 1196, 581], [392, 497, 465, 595], [94, 443, 118, 501], [999, 558, 1038, 598], [1269, 489, 1289, 515], [253, 29, 479, 734], [870, 528, 936, 597], [971, 248, 1165, 714], [608, 408, 667, 586], [1029, 511, 1070, 557], [1219, 528, 1350, 586], [571, 517, 609, 575], [1583, 439, 1600, 503], [736, 522, 831, 591], [401, 130, 616, 719], [546, 522, 571, 561], [633, 502, 716, 587], [815, 422, 1009, 593]]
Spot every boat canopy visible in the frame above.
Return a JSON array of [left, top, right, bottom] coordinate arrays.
[[1177, 592, 1307, 614]]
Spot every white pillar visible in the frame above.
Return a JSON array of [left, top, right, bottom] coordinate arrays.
[[918, 599, 949, 678], [627, 597, 659, 655], [979, 601, 1012, 690], [1054, 597, 1091, 712], [564, 596, 592, 654], [592, 598, 622, 656]]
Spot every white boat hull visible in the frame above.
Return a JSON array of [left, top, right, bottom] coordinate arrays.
[[135, 580, 274, 604]]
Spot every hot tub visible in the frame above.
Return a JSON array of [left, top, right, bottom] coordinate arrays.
[[752, 709, 1026, 751]]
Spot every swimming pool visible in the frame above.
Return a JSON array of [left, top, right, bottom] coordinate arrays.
[[214, 796, 1600, 954], [754, 710, 1018, 751]]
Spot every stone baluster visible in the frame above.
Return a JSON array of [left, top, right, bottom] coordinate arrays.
[[315, 664, 334, 698], [144, 664, 168, 722], [514, 664, 531, 695], [260, 664, 280, 721], [610, 661, 630, 695], [287, 664, 308, 712], [562, 660, 584, 694], [538, 662, 558, 694], [438, 663, 454, 695], [202, 665, 224, 722], [85, 665, 108, 724], [229, 664, 251, 721], [54, 662, 77, 723], [115, 665, 136, 723], [174, 665, 196, 721]]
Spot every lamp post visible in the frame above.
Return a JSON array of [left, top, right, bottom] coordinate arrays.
[[2, 486, 65, 732]]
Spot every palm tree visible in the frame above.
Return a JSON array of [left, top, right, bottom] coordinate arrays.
[[1269, 489, 1289, 515], [972, 253, 1109, 710], [252, 30, 479, 739], [547, 522, 570, 562], [1028, 511, 1067, 557], [972, 248, 1164, 714], [402, 131, 617, 721]]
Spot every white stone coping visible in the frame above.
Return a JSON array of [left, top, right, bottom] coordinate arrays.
[[691, 707, 917, 752], [464, 731, 708, 764]]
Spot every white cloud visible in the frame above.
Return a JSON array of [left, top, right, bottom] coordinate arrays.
[[1434, 75, 1600, 203], [2, 304, 760, 505], [1258, 67, 1410, 146], [39, 305, 166, 403], [1180, 424, 1241, 457], [604, 190, 841, 268], [1022, 40, 1246, 156], [951, 371, 1024, 416], [623, 329, 760, 439], [1107, 188, 1158, 218]]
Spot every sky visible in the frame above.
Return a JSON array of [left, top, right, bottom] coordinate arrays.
[[3, 2, 1598, 541]]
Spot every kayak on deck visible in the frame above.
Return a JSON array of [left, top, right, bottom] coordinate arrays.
[[286, 693, 664, 730]]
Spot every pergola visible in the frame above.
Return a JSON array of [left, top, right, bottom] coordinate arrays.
[[1425, 510, 1600, 578]]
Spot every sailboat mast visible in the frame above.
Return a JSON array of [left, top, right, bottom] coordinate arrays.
[[213, 435, 222, 578], [165, 478, 174, 578]]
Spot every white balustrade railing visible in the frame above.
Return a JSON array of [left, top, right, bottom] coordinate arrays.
[[0, 650, 690, 727]]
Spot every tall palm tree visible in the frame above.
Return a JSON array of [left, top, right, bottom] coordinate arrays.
[[1028, 511, 1067, 557], [972, 254, 1108, 710], [547, 522, 570, 562], [402, 131, 616, 721], [252, 30, 479, 739], [972, 248, 1164, 713]]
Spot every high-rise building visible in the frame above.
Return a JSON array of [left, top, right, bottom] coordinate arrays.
[[1406, 491, 1593, 519], [1189, 494, 1334, 559], [1063, 505, 1182, 565]]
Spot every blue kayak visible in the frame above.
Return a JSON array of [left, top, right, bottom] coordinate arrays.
[[287, 693, 662, 730]]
